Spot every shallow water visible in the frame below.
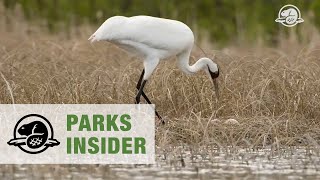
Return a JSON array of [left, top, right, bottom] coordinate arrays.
[[1, 147, 319, 179]]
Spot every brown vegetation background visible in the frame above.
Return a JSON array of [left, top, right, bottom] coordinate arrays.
[[1, 5, 320, 148]]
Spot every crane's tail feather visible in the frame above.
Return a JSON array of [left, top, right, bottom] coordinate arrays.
[[88, 34, 97, 43]]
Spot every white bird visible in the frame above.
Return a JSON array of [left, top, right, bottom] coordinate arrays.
[[89, 15, 220, 124]]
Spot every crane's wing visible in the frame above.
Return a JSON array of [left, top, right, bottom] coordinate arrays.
[[123, 16, 194, 50], [93, 16, 194, 51]]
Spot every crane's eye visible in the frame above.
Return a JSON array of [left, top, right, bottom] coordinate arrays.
[[21, 127, 24, 129]]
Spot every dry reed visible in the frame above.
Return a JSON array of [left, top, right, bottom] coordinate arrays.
[[1, 13, 320, 150]]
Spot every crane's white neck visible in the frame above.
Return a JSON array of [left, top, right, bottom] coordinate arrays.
[[177, 52, 218, 75], [177, 50, 220, 99]]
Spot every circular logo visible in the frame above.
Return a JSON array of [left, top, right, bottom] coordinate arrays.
[[7, 114, 60, 154], [275, 4, 304, 27]]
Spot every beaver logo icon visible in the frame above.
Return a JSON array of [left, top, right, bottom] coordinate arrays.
[[7, 114, 60, 154], [275, 4, 304, 27]]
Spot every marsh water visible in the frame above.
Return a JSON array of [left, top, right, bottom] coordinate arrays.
[[1, 147, 319, 179]]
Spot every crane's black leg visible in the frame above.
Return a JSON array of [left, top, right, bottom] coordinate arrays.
[[136, 70, 153, 105], [135, 80, 147, 104], [136, 69, 164, 124]]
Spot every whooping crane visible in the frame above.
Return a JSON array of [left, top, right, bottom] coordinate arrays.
[[89, 16, 220, 124]]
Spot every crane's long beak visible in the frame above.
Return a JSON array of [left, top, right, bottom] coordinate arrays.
[[208, 67, 220, 100], [213, 78, 219, 100]]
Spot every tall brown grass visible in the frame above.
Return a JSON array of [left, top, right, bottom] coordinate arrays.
[[1, 13, 320, 150]]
